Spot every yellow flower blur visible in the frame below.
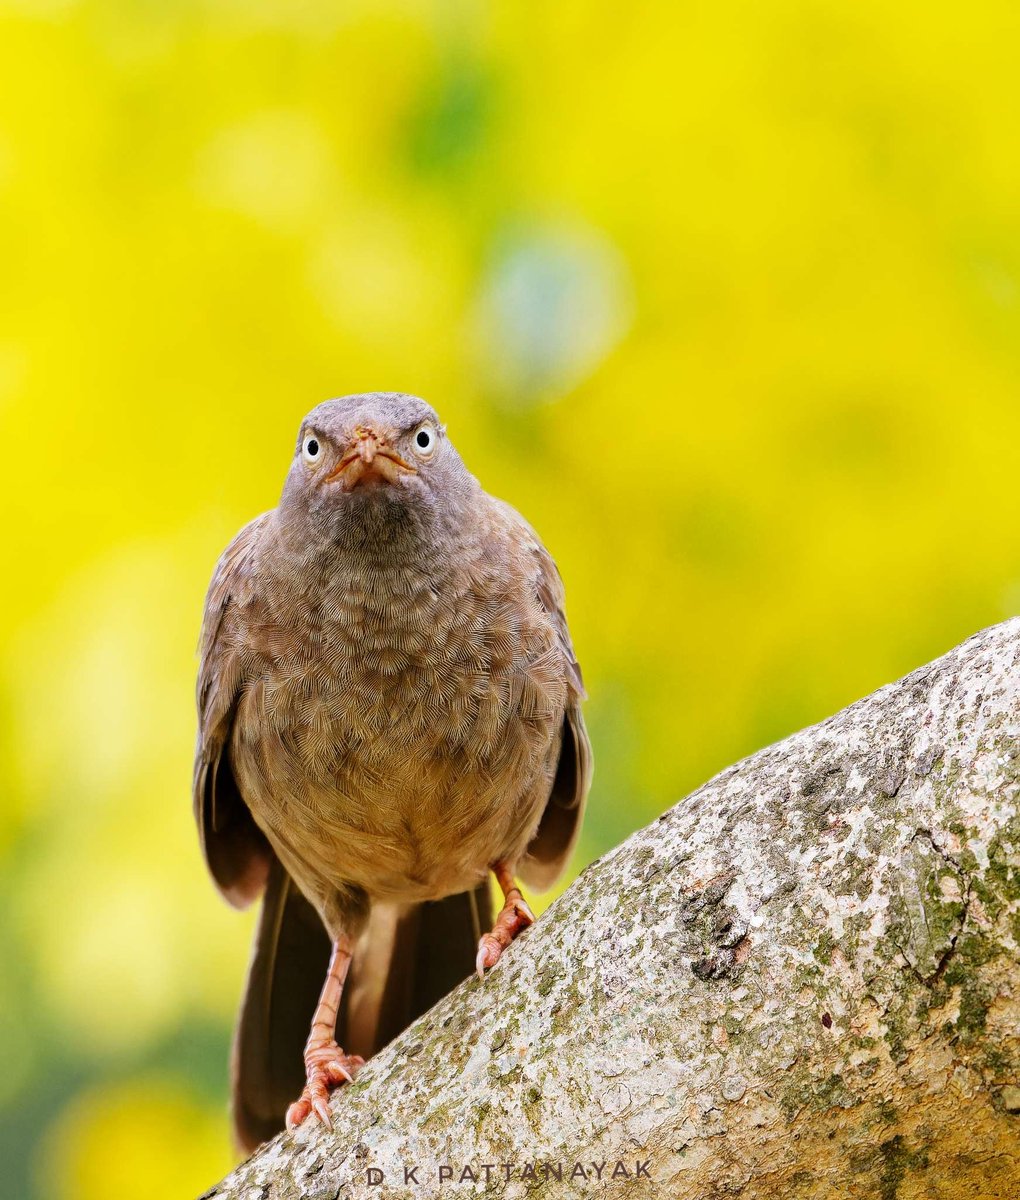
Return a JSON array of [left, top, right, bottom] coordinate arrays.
[[2, 1, 1019, 1194]]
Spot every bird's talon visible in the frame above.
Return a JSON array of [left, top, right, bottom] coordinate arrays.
[[286, 1039, 361, 1132], [475, 932, 503, 977], [285, 1098, 310, 1131]]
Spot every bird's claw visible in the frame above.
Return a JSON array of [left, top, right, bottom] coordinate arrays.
[[475, 891, 535, 979], [475, 932, 502, 978], [285, 1041, 364, 1133]]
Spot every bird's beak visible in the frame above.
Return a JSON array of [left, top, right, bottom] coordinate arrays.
[[324, 426, 417, 491]]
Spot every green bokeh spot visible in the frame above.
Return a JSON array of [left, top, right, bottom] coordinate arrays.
[[405, 59, 493, 178]]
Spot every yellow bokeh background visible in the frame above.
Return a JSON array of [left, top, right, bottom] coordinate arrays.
[[3, 1, 1020, 1196]]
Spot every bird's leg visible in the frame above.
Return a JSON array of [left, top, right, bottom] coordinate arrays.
[[476, 860, 536, 979], [285, 935, 365, 1132]]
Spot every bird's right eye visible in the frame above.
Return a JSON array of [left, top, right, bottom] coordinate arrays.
[[302, 435, 321, 464]]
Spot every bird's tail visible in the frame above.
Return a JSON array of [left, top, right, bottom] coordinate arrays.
[[230, 858, 491, 1153]]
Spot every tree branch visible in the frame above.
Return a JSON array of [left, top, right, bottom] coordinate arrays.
[[204, 620, 1020, 1198]]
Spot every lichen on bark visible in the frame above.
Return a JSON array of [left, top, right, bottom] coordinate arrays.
[[205, 621, 1020, 1199]]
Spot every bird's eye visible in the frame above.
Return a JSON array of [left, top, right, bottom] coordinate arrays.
[[302, 434, 321, 464], [412, 424, 437, 457]]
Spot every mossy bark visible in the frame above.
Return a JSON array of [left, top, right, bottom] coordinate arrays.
[[204, 621, 1020, 1199]]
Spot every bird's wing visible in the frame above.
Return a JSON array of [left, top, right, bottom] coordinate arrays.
[[503, 506, 593, 891], [193, 512, 274, 909]]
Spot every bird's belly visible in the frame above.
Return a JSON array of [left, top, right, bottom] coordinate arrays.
[[234, 683, 559, 905], [289, 765, 547, 903]]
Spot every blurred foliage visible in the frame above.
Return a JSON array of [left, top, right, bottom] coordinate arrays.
[[2, 0, 1020, 1195]]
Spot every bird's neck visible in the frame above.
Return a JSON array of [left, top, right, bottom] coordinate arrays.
[[265, 495, 492, 608]]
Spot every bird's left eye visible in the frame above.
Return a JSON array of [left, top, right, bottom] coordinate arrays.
[[302, 434, 322, 464], [412, 424, 437, 457]]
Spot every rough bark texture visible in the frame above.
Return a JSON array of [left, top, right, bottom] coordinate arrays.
[[204, 621, 1020, 1199]]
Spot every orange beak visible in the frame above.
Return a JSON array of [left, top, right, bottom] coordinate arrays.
[[324, 426, 417, 491]]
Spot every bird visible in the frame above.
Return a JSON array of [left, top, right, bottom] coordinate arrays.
[[193, 392, 591, 1152]]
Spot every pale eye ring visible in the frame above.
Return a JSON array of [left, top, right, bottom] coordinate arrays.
[[412, 423, 437, 457], [302, 434, 321, 464]]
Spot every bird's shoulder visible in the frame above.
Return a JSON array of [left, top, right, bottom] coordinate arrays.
[[197, 511, 275, 704], [481, 495, 585, 699]]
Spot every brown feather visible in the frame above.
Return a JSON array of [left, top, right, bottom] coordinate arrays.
[[340, 881, 492, 1059], [231, 858, 491, 1152], [231, 857, 329, 1152], [194, 514, 274, 908], [519, 702, 592, 890], [503, 507, 592, 890]]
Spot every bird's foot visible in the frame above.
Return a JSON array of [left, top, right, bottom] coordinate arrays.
[[476, 886, 535, 979], [285, 1040, 365, 1132]]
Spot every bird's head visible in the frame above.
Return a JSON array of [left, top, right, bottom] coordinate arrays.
[[278, 393, 477, 554]]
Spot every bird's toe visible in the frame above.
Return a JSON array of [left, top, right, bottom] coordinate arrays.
[[286, 1041, 361, 1132], [475, 932, 503, 978]]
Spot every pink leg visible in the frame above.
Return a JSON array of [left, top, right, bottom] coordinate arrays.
[[475, 860, 536, 979], [285, 936, 365, 1132]]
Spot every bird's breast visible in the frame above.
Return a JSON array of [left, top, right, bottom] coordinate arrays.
[[231, 556, 566, 902]]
